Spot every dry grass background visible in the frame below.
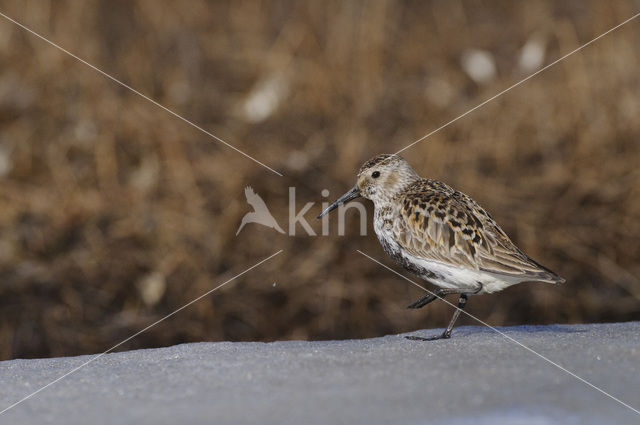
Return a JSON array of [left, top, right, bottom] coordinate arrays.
[[0, 0, 639, 360]]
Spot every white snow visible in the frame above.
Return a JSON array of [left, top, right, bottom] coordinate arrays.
[[0, 322, 638, 425]]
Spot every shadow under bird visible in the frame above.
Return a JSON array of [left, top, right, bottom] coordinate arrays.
[[317, 154, 564, 340]]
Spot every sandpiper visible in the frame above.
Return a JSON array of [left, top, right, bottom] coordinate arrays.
[[318, 154, 564, 340]]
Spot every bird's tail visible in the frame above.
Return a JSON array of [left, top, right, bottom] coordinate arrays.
[[526, 255, 566, 284]]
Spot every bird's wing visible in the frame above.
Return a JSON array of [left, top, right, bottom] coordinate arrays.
[[393, 182, 563, 283], [244, 186, 270, 211]]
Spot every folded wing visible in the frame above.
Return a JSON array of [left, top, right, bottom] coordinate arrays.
[[394, 182, 564, 284]]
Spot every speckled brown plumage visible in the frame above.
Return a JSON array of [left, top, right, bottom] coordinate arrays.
[[393, 178, 562, 282], [358, 154, 564, 292], [320, 153, 564, 340]]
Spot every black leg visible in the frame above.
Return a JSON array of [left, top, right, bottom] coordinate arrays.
[[406, 288, 458, 309], [406, 294, 468, 341]]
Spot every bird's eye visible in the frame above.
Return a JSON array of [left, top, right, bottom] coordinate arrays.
[[372, 171, 381, 178]]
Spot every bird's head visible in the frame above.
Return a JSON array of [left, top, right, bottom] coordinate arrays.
[[317, 154, 419, 218]]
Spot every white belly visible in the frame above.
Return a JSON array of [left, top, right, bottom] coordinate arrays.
[[402, 252, 523, 294]]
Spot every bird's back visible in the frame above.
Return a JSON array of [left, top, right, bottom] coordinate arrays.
[[380, 178, 564, 289]]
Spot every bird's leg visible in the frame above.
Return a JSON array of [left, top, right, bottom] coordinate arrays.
[[406, 294, 468, 341], [406, 288, 458, 309], [439, 294, 467, 339]]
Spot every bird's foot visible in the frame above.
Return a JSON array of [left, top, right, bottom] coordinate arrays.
[[406, 296, 435, 309], [405, 331, 451, 341]]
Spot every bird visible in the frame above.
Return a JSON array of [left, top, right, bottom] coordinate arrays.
[[317, 154, 564, 340], [236, 186, 285, 235]]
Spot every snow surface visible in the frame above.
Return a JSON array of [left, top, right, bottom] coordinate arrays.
[[1, 322, 639, 425]]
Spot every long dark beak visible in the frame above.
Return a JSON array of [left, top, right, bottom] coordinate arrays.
[[317, 185, 361, 219]]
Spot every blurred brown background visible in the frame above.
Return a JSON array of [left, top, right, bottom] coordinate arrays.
[[0, 0, 639, 360]]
